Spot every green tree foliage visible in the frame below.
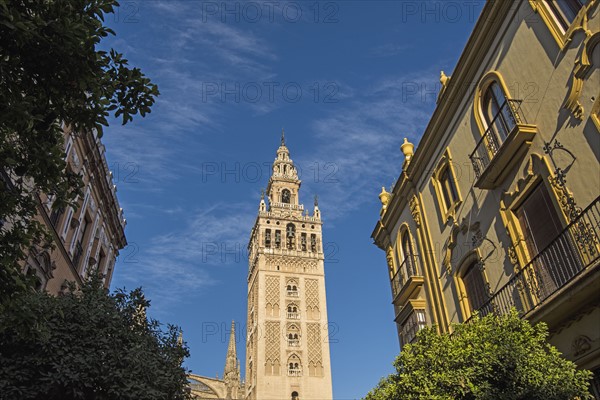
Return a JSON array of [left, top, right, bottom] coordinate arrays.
[[365, 310, 592, 400], [0, 0, 159, 299], [0, 274, 192, 400]]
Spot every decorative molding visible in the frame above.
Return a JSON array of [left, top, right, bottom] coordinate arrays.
[[265, 275, 280, 312], [264, 254, 318, 272], [305, 278, 320, 319], [528, 0, 599, 50], [264, 321, 281, 373], [442, 219, 481, 273], [564, 30, 600, 119], [306, 323, 323, 372]]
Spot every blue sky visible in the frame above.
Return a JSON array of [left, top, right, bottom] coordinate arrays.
[[101, 1, 484, 398]]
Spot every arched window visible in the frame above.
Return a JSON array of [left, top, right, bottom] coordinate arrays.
[[287, 323, 301, 346], [546, 0, 584, 31], [439, 165, 459, 211], [461, 261, 489, 314], [291, 391, 299, 400], [482, 81, 516, 147], [287, 304, 299, 319], [287, 354, 302, 376], [431, 149, 462, 221], [400, 230, 418, 278], [281, 189, 291, 203], [286, 279, 299, 297]]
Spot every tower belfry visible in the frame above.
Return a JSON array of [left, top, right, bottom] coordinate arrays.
[[245, 134, 333, 400]]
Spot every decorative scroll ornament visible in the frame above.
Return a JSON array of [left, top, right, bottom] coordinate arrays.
[[442, 219, 481, 273], [562, 7, 600, 119], [507, 244, 520, 266], [386, 247, 394, 270], [409, 196, 422, 227], [544, 140, 582, 220], [572, 335, 592, 357]]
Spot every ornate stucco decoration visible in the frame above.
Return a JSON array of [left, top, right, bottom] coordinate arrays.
[[409, 195, 421, 227], [571, 335, 593, 357], [442, 218, 481, 274], [386, 246, 394, 270], [565, 29, 600, 119]]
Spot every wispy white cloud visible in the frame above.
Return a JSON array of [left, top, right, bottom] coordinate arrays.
[[104, 1, 282, 190], [370, 42, 413, 57], [296, 70, 440, 221], [115, 203, 255, 313]]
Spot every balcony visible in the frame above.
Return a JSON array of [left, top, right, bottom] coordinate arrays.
[[391, 254, 424, 305], [288, 339, 300, 347], [288, 369, 302, 377], [399, 308, 427, 348], [287, 290, 299, 297], [271, 202, 304, 211], [469, 99, 537, 189], [472, 196, 600, 320], [287, 312, 299, 320]]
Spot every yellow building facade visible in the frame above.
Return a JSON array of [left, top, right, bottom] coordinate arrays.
[[372, 0, 600, 396]]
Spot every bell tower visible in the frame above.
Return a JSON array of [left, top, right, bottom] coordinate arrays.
[[245, 131, 333, 400]]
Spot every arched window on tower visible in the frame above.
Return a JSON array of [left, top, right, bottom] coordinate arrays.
[[275, 230, 281, 249], [291, 391, 299, 400], [287, 303, 299, 319], [286, 279, 299, 297], [286, 223, 296, 250], [287, 323, 300, 346], [282, 189, 291, 203], [287, 355, 302, 376]]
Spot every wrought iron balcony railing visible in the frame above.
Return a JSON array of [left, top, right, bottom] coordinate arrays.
[[473, 196, 600, 319], [72, 242, 84, 271], [287, 312, 299, 320], [287, 290, 299, 297], [287, 369, 302, 377], [470, 99, 524, 180], [391, 254, 422, 299], [49, 207, 64, 228], [399, 309, 427, 347]]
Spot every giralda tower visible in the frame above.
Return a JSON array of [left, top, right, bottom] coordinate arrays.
[[245, 132, 333, 400]]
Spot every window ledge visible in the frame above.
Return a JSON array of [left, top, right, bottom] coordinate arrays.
[[393, 275, 425, 306], [474, 123, 537, 189]]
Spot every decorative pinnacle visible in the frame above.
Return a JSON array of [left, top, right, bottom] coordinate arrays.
[[281, 128, 285, 145], [260, 189, 265, 200], [314, 194, 319, 207]]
